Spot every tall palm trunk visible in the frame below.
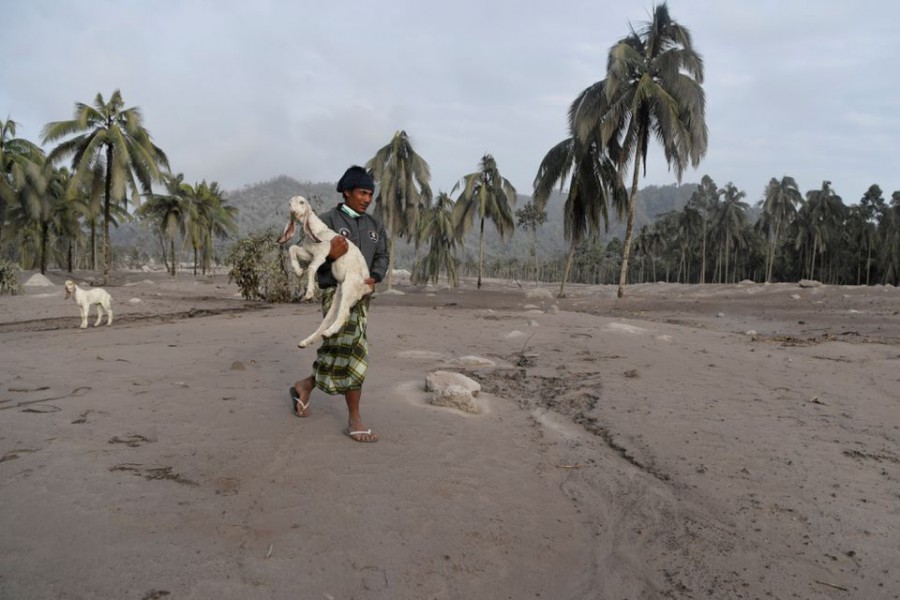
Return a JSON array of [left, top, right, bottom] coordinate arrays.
[[39, 222, 49, 274], [700, 218, 707, 284], [617, 135, 645, 298], [386, 238, 396, 290], [172, 237, 177, 276], [103, 146, 113, 285], [810, 237, 818, 280], [477, 218, 485, 289], [724, 231, 731, 284], [89, 221, 97, 270], [766, 221, 781, 283], [558, 242, 577, 298]]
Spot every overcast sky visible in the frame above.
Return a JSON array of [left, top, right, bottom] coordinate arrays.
[[3, 0, 898, 205]]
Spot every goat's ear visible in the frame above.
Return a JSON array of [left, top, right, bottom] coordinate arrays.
[[276, 220, 296, 244]]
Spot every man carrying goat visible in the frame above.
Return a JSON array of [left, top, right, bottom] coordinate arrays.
[[277, 165, 389, 443]]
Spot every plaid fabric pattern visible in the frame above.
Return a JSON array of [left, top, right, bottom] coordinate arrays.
[[312, 287, 370, 394]]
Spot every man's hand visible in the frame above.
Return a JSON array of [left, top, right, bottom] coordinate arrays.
[[364, 277, 376, 294], [327, 236, 349, 260]]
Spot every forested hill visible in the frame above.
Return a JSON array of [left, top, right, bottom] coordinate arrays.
[[225, 176, 343, 235], [218, 175, 698, 261], [112, 175, 698, 265]]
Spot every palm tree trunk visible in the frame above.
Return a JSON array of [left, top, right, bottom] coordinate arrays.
[[169, 237, 176, 276], [810, 238, 818, 280], [558, 242, 576, 298], [386, 237, 396, 291], [40, 222, 49, 275], [724, 232, 731, 284], [477, 218, 485, 289], [617, 144, 644, 299], [90, 221, 97, 270], [865, 242, 872, 286], [700, 219, 707, 284], [103, 146, 113, 285], [766, 221, 781, 283]]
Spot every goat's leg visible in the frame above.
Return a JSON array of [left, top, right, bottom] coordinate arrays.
[[288, 245, 307, 277], [106, 302, 113, 326], [93, 304, 103, 327], [303, 254, 327, 301], [322, 285, 357, 338], [298, 289, 342, 348], [79, 306, 88, 329]]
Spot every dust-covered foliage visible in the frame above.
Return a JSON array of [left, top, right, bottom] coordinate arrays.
[[0, 260, 23, 295], [224, 228, 298, 303]]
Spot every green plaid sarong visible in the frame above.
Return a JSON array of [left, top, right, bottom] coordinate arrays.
[[312, 287, 370, 394]]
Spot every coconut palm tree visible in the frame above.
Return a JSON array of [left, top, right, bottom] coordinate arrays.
[[687, 175, 721, 283], [515, 199, 548, 283], [52, 175, 88, 273], [366, 130, 432, 290], [196, 180, 237, 274], [42, 90, 169, 284], [1, 118, 46, 253], [757, 176, 801, 283], [452, 154, 517, 289], [803, 181, 845, 281], [575, 3, 707, 298], [534, 80, 628, 296], [711, 183, 749, 283], [412, 192, 459, 287], [136, 172, 190, 275]]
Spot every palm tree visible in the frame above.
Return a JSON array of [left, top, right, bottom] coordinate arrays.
[[136, 172, 189, 275], [687, 175, 720, 283], [534, 80, 628, 296], [195, 180, 237, 274], [804, 181, 844, 281], [42, 90, 169, 284], [452, 154, 517, 289], [575, 3, 707, 298], [757, 176, 801, 283], [533, 134, 626, 297], [52, 175, 87, 273], [1, 118, 45, 252], [711, 183, 749, 283], [515, 200, 548, 283], [412, 192, 459, 287], [366, 130, 432, 290]]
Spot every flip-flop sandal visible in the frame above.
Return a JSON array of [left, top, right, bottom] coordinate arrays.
[[288, 387, 310, 417], [344, 428, 378, 443]]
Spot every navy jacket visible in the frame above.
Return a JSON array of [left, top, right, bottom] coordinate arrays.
[[314, 204, 390, 288]]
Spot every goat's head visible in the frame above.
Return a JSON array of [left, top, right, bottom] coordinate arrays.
[[277, 195, 311, 244], [64, 280, 76, 299], [288, 195, 311, 222]]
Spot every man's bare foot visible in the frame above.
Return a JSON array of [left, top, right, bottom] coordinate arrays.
[[289, 379, 313, 417], [344, 422, 378, 443]]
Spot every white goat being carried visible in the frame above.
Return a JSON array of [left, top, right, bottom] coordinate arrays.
[[276, 195, 373, 348]]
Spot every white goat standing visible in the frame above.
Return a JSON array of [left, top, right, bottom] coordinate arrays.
[[276, 195, 373, 348], [64, 280, 113, 328]]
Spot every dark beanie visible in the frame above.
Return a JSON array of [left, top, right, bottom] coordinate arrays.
[[336, 165, 375, 193]]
